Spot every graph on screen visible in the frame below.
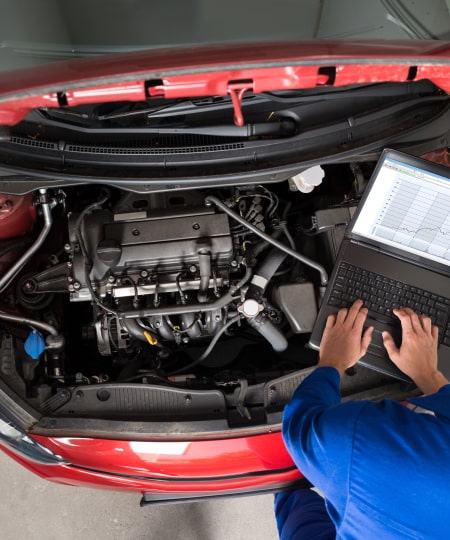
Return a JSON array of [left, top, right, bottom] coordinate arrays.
[[370, 176, 450, 261]]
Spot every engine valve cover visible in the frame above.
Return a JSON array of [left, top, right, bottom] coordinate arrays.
[[69, 207, 233, 285]]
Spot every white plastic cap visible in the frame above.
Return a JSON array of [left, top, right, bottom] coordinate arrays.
[[290, 165, 325, 193], [241, 298, 261, 318]]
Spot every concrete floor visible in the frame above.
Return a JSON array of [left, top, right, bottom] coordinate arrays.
[[0, 449, 280, 540]]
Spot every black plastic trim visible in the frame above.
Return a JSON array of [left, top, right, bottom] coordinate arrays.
[[0, 98, 448, 195], [140, 478, 312, 506]]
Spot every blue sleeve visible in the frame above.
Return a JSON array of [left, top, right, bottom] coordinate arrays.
[[282, 367, 366, 520], [408, 383, 450, 418]]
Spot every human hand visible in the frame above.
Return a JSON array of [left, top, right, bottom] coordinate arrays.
[[318, 300, 373, 376], [382, 308, 448, 394]]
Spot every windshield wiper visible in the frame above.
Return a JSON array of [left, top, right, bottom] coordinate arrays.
[[34, 112, 298, 138]]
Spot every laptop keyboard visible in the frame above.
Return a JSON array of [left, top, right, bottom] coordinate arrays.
[[328, 262, 450, 346]]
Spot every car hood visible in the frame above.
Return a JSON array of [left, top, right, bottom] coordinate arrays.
[[1, 40, 450, 126]]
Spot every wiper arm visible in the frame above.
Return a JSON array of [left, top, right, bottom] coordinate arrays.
[[97, 101, 188, 121], [34, 114, 297, 138], [134, 120, 296, 137], [97, 95, 262, 121]]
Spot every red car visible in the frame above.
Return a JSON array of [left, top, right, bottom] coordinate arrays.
[[0, 1, 449, 504]]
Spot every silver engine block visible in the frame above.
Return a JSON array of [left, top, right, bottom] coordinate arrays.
[[66, 193, 235, 352]]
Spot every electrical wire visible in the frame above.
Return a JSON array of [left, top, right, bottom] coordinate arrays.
[[206, 196, 329, 286], [74, 190, 118, 316], [176, 272, 187, 304], [121, 276, 139, 304], [168, 315, 241, 376]]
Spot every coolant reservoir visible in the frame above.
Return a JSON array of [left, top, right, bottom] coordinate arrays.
[[289, 166, 324, 193], [0, 193, 36, 239]]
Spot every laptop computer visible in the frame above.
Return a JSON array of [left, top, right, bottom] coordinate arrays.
[[309, 149, 450, 382]]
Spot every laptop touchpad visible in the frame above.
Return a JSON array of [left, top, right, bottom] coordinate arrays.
[[365, 318, 402, 358]]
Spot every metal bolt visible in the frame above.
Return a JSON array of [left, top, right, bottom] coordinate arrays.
[[64, 243, 72, 252], [67, 276, 73, 283], [184, 395, 192, 405], [192, 223, 200, 230], [189, 265, 197, 274], [107, 275, 116, 283], [182, 336, 190, 344], [154, 320, 161, 328], [140, 270, 149, 279], [66, 261, 73, 268], [68, 284, 75, 292], [132, 228, 140, 236], [230, 260, 238, 268], [215, 314, 221, 322], [73, 281, 81, 290], [23, 280, 33, 291]]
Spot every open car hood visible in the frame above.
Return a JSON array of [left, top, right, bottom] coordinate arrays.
[[0, 41, 450, 196], [2, 40, 450, 125], [0, 40, 447, 443]]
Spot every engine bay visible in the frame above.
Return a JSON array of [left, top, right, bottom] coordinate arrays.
[[0, 163, 417, 426]]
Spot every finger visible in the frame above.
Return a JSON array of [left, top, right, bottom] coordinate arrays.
[[419, 314, 432, 332], [345, 299, 365, 326], [432, 324, 439, 345], [361, 325, 374, 356], [408, 310, 423, 333], [353, 306, 369, 332], [336, 307, 348, 323], [399, 307, 422, 333], [382, 330, 400, 360], [324, 312, 337, 331], [393, 308, 415, 334]]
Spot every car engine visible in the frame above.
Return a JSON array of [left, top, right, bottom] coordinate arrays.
[[0, 174, 359, 405]]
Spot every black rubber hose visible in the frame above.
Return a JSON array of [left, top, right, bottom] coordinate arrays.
[[205, 195, 328, 286]]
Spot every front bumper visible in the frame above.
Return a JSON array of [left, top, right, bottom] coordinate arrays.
[[0, 431, 303, 499]]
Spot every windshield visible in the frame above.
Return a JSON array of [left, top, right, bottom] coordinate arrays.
[[1, 0, 450, 73]]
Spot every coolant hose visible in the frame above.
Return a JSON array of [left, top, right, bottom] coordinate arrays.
[[247, 317, 288, 352], [250, 248, 287, 293], [205, 195, 329, 287], [0, 189, 53, 294]]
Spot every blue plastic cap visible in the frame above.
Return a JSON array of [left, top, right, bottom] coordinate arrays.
[[24, 330, 46, 360]]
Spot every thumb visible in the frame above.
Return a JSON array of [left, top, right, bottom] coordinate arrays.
[[382, 331, 399, 360], [361, 326, 374, 356]]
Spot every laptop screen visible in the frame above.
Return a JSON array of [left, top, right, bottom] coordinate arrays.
[[351, 155, 450, 266]]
